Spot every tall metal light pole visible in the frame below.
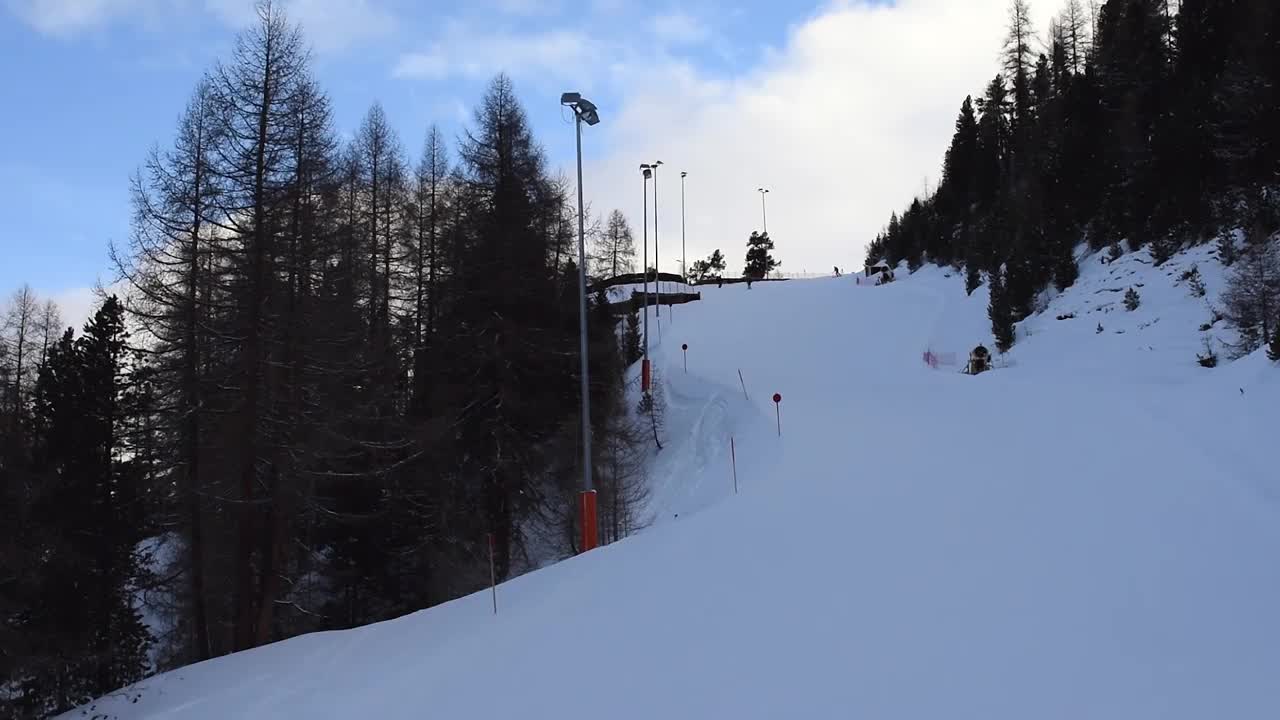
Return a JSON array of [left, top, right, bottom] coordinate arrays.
[[561, 91, 600, 552], [757, 187, 770, 234], [653, 161, 668, 324], [639, 164, 653, 393], [680, 171, 688, 284]]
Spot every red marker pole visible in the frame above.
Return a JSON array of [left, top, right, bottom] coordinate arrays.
[[682, 343, 688, 373], [772, 393, 783, 436], [579, 490, 599, 552], [487, 533, 497, 615]]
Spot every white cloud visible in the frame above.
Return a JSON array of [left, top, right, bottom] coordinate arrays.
[[10, 0, 395, 51], [47, 285, 103, 332], [579, 0, 1059, 276], [5, 0, 146, 35], [284, 0, 395, 52], [650, 10, 709, 46], [205, 0, 395, 52], [394, 24, 602, 81], [389, 1, 1060, 276]]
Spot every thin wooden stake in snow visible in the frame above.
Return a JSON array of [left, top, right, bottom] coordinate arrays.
[[487, 533, 497, 615], [772, 393, 782, 436], [730, 436, 739, 494], [738, 369, 749, 400]]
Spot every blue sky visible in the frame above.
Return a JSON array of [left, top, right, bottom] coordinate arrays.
[[1, 0, 1040, 324], [0, 1, 805, 292]]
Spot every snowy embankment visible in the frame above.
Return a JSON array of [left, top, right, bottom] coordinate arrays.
[[67, 247, 1280, 720]]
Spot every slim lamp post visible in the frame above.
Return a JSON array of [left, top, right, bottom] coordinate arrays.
[[640, 164, 653, 393], [561, 91, 600, 552], [681, 171, 688, 285], [757, 187, 769, 234], [651, 160, 664, 320]]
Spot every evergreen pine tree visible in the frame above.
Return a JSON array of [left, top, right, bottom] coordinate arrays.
[[965, 249, 983, 296], [744, 231, 780, 278], [1052, 238, 1079, 291], [18, 297, 149, 715], [989, 268, 1016, 352], [1124, 287, 1141, 311], [624, 309, 642, 364], [707, 249, 727, 278]]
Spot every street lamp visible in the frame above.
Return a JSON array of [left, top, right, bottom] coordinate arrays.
[[757, 187, 770, 235], [639, 164, 653, 393], [680, 171, 688, 285], [561, 91, 600, 553], [649, 161, 665, 325]]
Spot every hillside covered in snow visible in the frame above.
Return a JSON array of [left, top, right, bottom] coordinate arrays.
[[65, 244, 1280, 720]]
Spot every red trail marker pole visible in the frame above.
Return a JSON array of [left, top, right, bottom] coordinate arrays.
[[772, 393, 783, 436], [487, 533, 497, 615], [730, 436, 739, 494], [579, 490, 599, 552]]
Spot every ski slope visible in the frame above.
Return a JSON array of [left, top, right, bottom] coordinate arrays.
[[67, 252, 1280, 720]]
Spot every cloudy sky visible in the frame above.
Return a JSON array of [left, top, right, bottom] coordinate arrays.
[[1, 0, 1057, 326]]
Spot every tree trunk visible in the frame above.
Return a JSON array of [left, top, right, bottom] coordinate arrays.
[[233, 30, 275, 652]]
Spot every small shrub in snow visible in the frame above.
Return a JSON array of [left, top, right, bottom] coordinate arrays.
[[1124, 288, 1141, 311], [1199, 322, 1213, 332], [1096, 323, 1104, 334], [1107, 242, 1124, 264], [1198, 338, 1219, 368], [1180, 266, 1207, 297], [1056, 312, 1076, 320], [1207, 303, 1225, 325], [1152, 236, 1180, 265], [636, 376, 668, 450]]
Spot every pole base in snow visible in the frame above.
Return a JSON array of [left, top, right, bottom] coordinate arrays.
[[579, 490, 598, 552]]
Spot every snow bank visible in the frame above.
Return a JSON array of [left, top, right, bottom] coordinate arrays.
[[65, 249, 1280, 720]]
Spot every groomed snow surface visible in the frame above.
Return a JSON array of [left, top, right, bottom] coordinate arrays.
[[68, 247, 1280, 719]]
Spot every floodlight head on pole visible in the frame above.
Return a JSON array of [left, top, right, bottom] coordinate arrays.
[[681, 171, 687, 178], [641, 164, 652, 179], [562, 92, 600, 126]]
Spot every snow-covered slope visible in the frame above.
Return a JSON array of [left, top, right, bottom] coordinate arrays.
[[66, 248, 1280, 720]]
